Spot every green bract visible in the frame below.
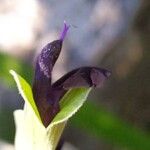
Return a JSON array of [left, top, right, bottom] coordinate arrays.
[[10, 70, 91, 150]]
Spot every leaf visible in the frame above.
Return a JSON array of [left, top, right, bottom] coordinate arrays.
[[10, 70, 41, 121], [10, 70, 91, 150], [49, 88, 91, 127]]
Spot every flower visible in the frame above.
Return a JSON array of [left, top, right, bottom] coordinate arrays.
[[32, 22, 111, 127]]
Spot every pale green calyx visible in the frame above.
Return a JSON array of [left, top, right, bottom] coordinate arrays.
[[10, 70, 91, 150]]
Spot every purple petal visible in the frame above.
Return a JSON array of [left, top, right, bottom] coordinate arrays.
[[32, 23, 70, 127], [35, 40, 62, 79], [52, 67, 111, 89], [32, 40, 63, 126]]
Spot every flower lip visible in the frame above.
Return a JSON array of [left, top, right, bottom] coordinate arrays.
[[52, 67, 111, 89], [59, 21, 70, 41]]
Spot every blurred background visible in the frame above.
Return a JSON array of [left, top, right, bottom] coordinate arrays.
[[0, 0, 150, 149]]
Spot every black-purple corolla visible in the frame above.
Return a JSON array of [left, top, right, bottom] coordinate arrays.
[[32, 22, 111, 127]]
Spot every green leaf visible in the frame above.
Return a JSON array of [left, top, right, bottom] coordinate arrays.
[[50, 88, 91, 127], [71, 102, 150, 150], [10, 70, 41, 121], [10, 70, 91, 150]]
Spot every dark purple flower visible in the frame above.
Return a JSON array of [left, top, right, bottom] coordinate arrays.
[[32, 22, 111, 127]]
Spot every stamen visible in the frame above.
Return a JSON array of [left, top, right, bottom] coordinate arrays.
[[60, 21, 70, 41]]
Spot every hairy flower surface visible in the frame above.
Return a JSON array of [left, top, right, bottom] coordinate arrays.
[[32, 22, 111, 127]]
